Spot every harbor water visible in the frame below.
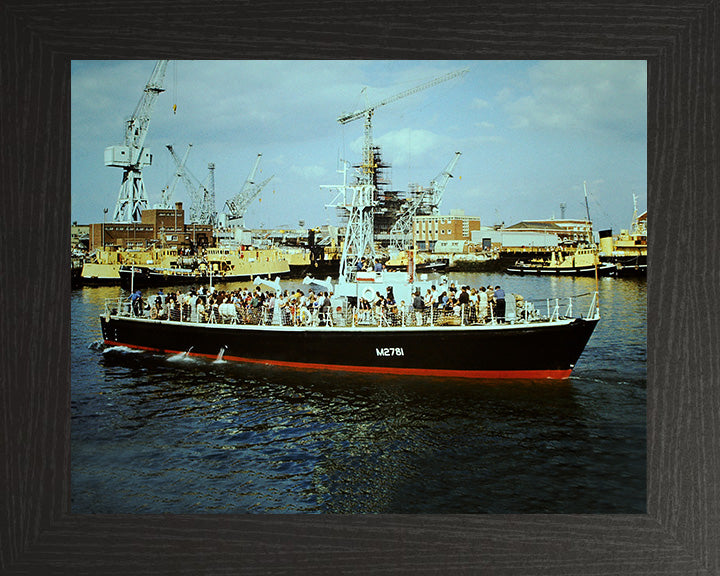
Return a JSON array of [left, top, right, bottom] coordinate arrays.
[[71, 272, 646, 514]]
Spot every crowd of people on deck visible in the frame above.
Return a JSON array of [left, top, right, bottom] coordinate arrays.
[[125, 278, 527, 327], [409, 283, 512, 325], [128, 285, 335, 326]]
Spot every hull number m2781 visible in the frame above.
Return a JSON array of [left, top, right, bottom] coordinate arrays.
[[376, 347, 405, 357]]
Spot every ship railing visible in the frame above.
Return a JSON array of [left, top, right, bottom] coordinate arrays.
[[104, 292, 599, 327], [104, 297, 132, 317], [586, 291, 600, 319], [338, 293, 594, 328]]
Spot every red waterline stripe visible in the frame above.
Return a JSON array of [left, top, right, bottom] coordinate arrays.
[[103, 340, 572, 380]]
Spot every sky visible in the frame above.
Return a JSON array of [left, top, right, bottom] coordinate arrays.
[[71, 60, 646, 233]]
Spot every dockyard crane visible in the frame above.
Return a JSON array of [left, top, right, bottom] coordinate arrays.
[[224, 154, 274, 226], [426, 150, 461, 210], [389, 151, 462, 250], [202, 163, 217, 227], [158, 144, 191, 208], [337, 68, 468, 187], [107, 60, 169, 222], [333, 68, 468, 279], [166, 144, 218, 226]]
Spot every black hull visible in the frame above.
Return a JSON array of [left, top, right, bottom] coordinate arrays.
[[119, 266, 288, 289], [386, 260, 449, 273], [417, 261, 449, 272], [446, 259, 504, 273], [100, 315, 599, 380], [71, 265, 83, 288], [80, 276, 121, 286], [506, 263, 616, 276], [600, 255, 647, 276], [287, 260, 340, 278]]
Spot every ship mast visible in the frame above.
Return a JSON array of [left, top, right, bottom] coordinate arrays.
[[333, 68, 468, 281], [583, 180, 593, 246], [631, 192, 638, 231], [584, 180, 600, 314], [323, 161, 376, 280]]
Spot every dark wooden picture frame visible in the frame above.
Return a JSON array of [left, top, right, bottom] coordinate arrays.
[[2, 2, 716, 574]]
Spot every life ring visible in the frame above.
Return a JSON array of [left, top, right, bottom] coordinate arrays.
[[362, 289, 374, 302]]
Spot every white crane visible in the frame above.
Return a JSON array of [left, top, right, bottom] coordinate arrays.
[[224, 154, 274, 226], [389, 151, 462, 250], [166, 144, 217, 226], [426, 151, 462, 210], [203, 162, 217, 227], [106, 60, 169, 222], [157, 144, 191, 209]]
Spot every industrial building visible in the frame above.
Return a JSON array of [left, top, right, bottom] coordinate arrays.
[[413, 210, 482, 251], [501, 219, 594, 246], [89, 202, 212, 251]]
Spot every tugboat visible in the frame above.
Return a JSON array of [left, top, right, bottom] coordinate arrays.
[[81, 247, 156, 285], [506, 246, 616, 276], [506, 182, 616, 277], [385, 250, 449, 273]]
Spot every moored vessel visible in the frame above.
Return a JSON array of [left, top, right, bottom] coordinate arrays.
[[81, 247, 156, 285], [506, 247, 616, 276], [385, 250, 449, 273], [598, 195, 647, 276], [118, 245, 290, 288]]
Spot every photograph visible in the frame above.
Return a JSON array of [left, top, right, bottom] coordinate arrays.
[[70, 59, 647, 515]]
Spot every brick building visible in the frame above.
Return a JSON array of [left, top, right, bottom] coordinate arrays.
[[89, 202, 213, 251], [413, 210, 482, 251]]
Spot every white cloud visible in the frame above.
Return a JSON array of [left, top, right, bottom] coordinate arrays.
[[72, 60, 646, 232], [290, 164, 327, 181], [375, 128, 443, 167], [505, 61, 646, 139]]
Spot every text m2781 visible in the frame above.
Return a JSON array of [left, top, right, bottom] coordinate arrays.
[[376, 347, 404, 357]]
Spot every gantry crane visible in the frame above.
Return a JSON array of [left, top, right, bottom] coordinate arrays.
[[224, 154, 274, 226], [389, 151, 462, 250], [106, 60, 169, 222]]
